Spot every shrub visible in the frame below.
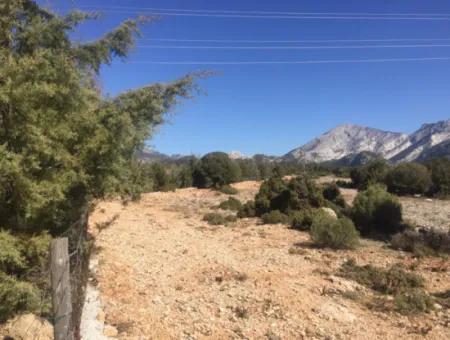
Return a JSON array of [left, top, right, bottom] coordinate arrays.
[[290, 208, 327, 231], [322, 183, 341, 201], [350, 160, 389, 189], [237, 201, 256, 218], [385, 163, 432, 195], [352, 185, 403, 235], [261, 210, 290, 225], [217, 185, 238, 195], [339, 260, 424, 295], [0, 273, 41, 322], [394, 290, 435, 315], [203, 212, 237, 225], [427, 158, 450, 196], [193, 152, 241, 188], [390, 229, 450, 256], [310, 215, 359, 249], [254, 176, 324, 216], [0, 231, 26, 274], [219, 197, 243, 211]]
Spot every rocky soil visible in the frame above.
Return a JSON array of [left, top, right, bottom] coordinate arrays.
[[85, 179, 449, 339]]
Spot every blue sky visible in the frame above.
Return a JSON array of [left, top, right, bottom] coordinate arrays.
[[43, 0, 450, 156]]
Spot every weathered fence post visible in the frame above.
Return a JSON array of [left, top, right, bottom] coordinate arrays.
[[51, 238, 74, 340]]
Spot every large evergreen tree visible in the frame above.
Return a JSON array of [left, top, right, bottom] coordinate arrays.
[[0, 1, 197, 233]]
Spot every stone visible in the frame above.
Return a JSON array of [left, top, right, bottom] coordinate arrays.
[[4, 314, 53, 340], [320, 207, 338, 219], [104, 325, 119, 337]]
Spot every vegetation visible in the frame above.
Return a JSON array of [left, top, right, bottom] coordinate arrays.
[[350, 159, 388, 189], [385, 163, 432, 195], [390, 229, 450, 256], [0, 1, 197, 320], [193, 152, 241, 188], [217, 185, 239, 195], [218, 197, 243, 211], [352, 185, 404, 235], [427, 158, 450, 196], [261, 210, 290, 224], [310, 215, 359, 249], [340, 260, 424, 295], [203, 212, 237, 225], [394, 290, 435, 315]]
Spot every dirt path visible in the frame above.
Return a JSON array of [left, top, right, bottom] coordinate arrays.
[[86, 181, 449, 339]]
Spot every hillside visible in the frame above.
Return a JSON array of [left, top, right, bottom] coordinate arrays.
[[81, 179, 450, 339]]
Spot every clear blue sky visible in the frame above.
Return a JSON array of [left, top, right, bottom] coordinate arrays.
[[43, 0, 450, 156]]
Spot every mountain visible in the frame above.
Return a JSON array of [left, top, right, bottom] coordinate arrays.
[[137, 148, 186, 162], [416, 139, 450, 161], [321, 151, 382, 168], [390, 120, 450, 163], [283, 124, 411, 163], [283, 119, 450, 163], [228, 151, 249, 160]]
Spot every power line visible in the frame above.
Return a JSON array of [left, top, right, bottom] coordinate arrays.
[[64, 7, 450, 20], [74, 5, 450, 17], [136, 43, 450, 50], [144, 38, 450, 43], [126, 56, 450, 65]]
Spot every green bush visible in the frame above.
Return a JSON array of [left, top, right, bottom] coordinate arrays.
[[290, 208, 326, 231], [0, 231, 26, 274], [310, 215, 359, 249], [217, 185, 238, 195], [0, 273, 41, 322], [394, 290, 435, 315], [390, 229, 450, 256], [339, 260, 424, 295], [261, 210, 290, 225], [385, 163, 432, 195], [350, 160, 389, 189], [254, 176, 324, 216], [193, 152, 241, 188], [219, 197, 243, 211], [427, 158, 450, 196], [203, 212, 237, 225], [237, 200, 256, 218], [352, 185, 403, 235], [322, 183, 341, 202]]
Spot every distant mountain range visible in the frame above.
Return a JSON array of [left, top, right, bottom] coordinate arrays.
[[283, 119, 450, 164], [139, 119, 450, 164]]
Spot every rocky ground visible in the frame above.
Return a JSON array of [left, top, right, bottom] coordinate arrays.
[[83, 178, 450, 339]]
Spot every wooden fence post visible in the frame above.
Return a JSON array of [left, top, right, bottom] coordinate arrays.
[[51, 238, 74, 340]]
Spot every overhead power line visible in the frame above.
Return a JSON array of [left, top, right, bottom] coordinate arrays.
[[65, 6, 450, 20], [144, 38, 450, 43], [127, 56, 450, 65], [75, 5, 450, 17], [137, 43, 450, 50]]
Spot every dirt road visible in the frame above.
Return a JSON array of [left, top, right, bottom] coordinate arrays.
[[86, 181, 449, 339]]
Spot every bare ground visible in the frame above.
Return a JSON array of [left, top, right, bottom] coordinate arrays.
[[87, 180, 450, 339]]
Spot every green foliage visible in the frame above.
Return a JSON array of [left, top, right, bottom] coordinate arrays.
[[385, 163, 432, 195], [322, 182, 347, 207], [352, 185, 403, 235], [310, 215, 359, 249], [217, 185, 238, 195], [0, 231, 26, 273], [390, 229, 450, 256], [0, 273, 41, 322], [394, 290, 435, 315], [193, 152, 241, 188], [237, 200, 256, 218], [350, 160, 389, 189], [203, 212, 237, 225], [219, 197, 243, 211], [237, 159, 260, 180], [255, 176, 324, 216], [290, 208, 325, 231], [339, 260, 424, 295], [261, 210, 290, 225], [0, 2, 197, 233], [427, 158, 450, 196]]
